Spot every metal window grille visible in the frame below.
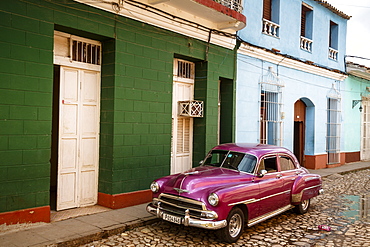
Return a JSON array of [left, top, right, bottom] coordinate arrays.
[[178, 100, 203, 117], [215, 0, 243, 13], [259, 67, 284, 146], [327, 98, 341, 164], [71, 39, 101, 65], [176, 59, 194, 79]]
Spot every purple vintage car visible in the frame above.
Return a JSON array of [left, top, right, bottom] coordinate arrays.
[[147, 143, 323, 243]]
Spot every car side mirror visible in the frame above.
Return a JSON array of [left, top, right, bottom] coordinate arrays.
[[257, 169, 267, 177]]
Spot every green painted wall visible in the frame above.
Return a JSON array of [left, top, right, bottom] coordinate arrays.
[[342, 75, 370, 152], [0, 0, 236, 213]]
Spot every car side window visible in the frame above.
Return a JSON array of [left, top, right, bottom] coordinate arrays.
[[238, 154, 257, 173], [258, 156, 278, 173], [279, 156, 296, 171]]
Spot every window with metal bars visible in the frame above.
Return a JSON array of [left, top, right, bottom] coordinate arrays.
[[327, 98, 341, 164], [176, 59, 194, 79], [260, 91, 283, 145], [71, 39, 101, 65], [259, 67, 283, 146]]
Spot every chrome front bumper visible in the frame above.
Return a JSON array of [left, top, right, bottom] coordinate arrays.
[[146, 204, 227, 230]]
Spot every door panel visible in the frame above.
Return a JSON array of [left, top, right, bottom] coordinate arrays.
[[255, 174, 285, 216], [57, 66, 100, 211], [58, 173, 77, 209], [171, 59, 194, 174], [255, 156, 285, 216], [362, 100, 370, 160]]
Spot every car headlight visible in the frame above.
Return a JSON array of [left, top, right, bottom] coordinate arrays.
[[208, 193, 219, 206], [150, 181, 159, 193]]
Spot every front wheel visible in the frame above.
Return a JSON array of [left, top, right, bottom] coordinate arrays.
[[216, 207, 245, 243], [293, 199, 310, 214]]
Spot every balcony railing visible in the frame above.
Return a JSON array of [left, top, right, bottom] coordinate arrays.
[[329, 47, 338, 61], [262, 19, 280, 38], [214, 0, 243, 13], [300, 36, 313, 52]]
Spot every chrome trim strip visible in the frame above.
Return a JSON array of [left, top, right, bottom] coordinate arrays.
[[303, 184, 321, 191], [259, 190, 291, 201], [304, 177, 320, 182], [248, 205, 293, 227], [229, 198, 257, 206], [228, 190, 291, 206]]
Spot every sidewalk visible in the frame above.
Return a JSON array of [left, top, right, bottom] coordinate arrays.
[[1, 161, 370, 247], [307, 160, 370, 177], [0, 204, 158, 247]]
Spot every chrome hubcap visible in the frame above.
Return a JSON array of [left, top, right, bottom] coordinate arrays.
[[301, 199, 309, 211], [229, 214, 242, 238]]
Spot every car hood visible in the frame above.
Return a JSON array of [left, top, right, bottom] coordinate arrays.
[[158, 166, 254, 200]]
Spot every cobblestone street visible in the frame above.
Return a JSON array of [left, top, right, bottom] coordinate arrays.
[[81, 169, 370, 247]]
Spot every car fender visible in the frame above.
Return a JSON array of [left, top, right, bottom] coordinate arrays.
[[291, 174, 322, 204], [206, 181, 259, 220]]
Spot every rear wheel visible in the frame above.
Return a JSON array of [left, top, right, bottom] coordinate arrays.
[[293, 199, 310, 214], [216, 207, 245, 243]]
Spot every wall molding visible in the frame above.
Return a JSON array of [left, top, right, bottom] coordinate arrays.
[[239, 43, 347, 81]]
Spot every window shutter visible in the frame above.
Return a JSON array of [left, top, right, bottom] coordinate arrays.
[[263, 0, 272, 21], [301, 6, 306, 37]]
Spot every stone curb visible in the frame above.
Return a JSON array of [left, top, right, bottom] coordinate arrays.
[[49, 216, 159, 247]]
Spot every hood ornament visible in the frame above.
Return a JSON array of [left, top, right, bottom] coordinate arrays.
[[184, 171, 199, 175], [174, 188, 189, 194]]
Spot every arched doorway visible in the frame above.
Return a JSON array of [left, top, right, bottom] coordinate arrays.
[[294, 100, 306, 166]]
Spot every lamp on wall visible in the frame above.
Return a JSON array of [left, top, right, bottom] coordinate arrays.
[[352, 100, 362, 112]]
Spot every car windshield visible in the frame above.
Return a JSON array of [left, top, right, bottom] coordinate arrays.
[[203, 150, 257, 173]]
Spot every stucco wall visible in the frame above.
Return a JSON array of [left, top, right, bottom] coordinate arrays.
[[236, 55, 344, 156], [240, 0, 347, 71]]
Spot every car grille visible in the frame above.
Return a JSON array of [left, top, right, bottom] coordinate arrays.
[[157, 193, 206, 219]]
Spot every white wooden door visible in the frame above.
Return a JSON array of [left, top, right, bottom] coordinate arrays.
[[361, 99, 370, 160], [57, 66, 100, 211], [171, 59, 194, 174]]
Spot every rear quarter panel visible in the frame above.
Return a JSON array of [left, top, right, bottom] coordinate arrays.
[[291, 174, 322, 204]]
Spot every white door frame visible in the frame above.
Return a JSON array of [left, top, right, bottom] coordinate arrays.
[[171, 59, 195, 174], [361, 98, 370, 160], [54, 31, 101, 210]]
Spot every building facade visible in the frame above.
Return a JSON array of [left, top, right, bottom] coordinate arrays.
[[343, 62, 370, 162], [0, 0, 245, 225], [235, 0, 350, 169]]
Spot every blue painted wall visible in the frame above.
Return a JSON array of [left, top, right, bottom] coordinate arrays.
[[239, 0, 347, 71], [235, 0, 348, 161], [236, 58, 344, 155]]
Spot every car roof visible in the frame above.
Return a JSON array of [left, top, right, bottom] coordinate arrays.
[[211, 143, 294, 158]]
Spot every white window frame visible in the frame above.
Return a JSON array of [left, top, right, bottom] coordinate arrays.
[[326, 97, 341, 164], [259, 67, 284, 146]]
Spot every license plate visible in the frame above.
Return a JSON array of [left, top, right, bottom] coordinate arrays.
[[162, 213, 182, 224]]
